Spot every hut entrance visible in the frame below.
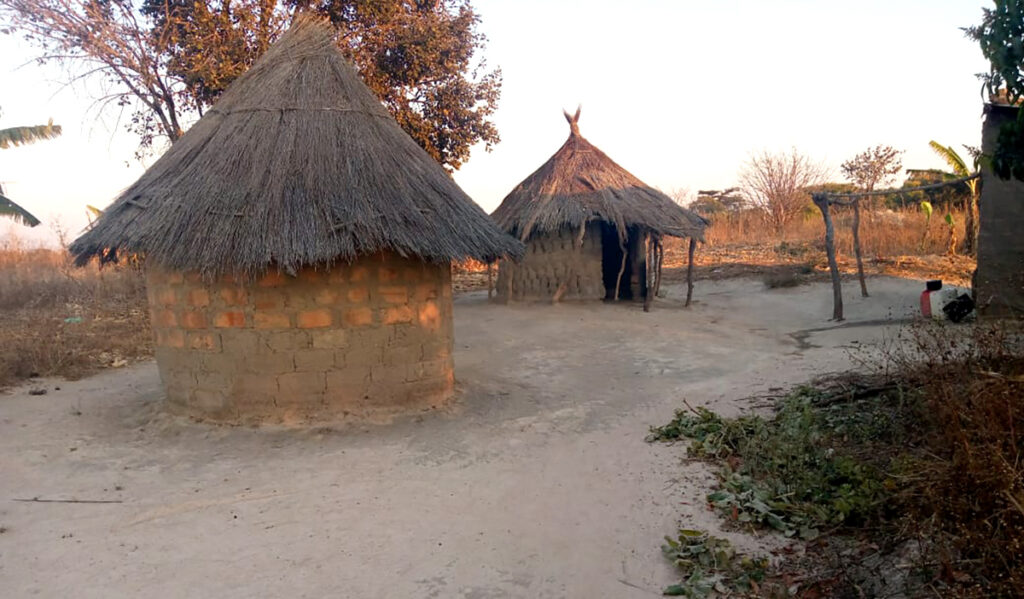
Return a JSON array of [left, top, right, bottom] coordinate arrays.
[[600, 222, 645, 301]]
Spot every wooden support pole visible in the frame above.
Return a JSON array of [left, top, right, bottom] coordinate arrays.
[[851, 198, 869, 297], [643, 233, 653, 312], [613, 234, 627, 301], [487, 261, 493, 299], [654, 240, 664, 298], [685, 237, 697, 307], [813, 193, 844, 321]]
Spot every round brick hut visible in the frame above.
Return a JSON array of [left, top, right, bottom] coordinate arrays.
[[490, 108, 708, 308], [69, 18, 520, 424]]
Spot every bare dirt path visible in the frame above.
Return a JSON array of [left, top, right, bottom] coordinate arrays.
[[0, 277, 922, 598]]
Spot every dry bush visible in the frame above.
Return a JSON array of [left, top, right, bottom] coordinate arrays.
[[703, 205, 968, 258], [0, 240, 151, 389], [884, 320, 1024, 596]]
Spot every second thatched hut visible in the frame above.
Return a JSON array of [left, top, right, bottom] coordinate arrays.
[[490, 108, 708, 308]]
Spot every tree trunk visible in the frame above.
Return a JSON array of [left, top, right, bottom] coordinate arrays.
[[851, 199, 869, 297], [685, 237, 697, 307], [813, 193, 844, 321], [643, 233, 653, 312]]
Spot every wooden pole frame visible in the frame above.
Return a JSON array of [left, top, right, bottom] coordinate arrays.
[[685, 237, 697, 307]]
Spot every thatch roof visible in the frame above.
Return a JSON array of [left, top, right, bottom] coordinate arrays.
[[70, 16, 521, 277], [490, 108, 708, 242]]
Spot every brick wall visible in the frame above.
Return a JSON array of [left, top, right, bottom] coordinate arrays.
[[976, 104, 1024, 317], [495, 224, 604, 301], [146, 252, 454, 424]]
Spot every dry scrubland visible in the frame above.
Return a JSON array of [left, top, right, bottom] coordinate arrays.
[[1, 206, 976, 391], [0, 241, 151, 389]]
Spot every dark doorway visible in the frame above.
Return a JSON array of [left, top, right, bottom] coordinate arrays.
[[601, 223, 645, 300]]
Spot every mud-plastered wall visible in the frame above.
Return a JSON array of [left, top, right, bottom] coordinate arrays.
[[495, 224, 604, 301]]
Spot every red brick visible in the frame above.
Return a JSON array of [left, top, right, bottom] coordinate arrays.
[[213, 311, 246, 328], [297, 309, 332, 328], [343, 308, 373, 327], [382, 306, 413, 324], [348, 266, 368, 283], [418, 301, 442, 331], [413, 282, 439, 302], [346, 287, 369, 303], [186, 288, 210, 307], [253, 293, 283, 310], [219, 286, 248, 306], [185, 272, 203, 284], [378, 266, 400, 283], [253, 311, 291, 329], [163, 329, 185, 348], [155, 287, 178, 306], [314, 288, 340, 305], [165, 272, 184, 284], [181, 310, 208, 329], [153, 309, 178, 328], [378, 286, 408, 305]]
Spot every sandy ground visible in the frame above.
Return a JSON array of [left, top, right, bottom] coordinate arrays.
[[0, 277, 924, 598]]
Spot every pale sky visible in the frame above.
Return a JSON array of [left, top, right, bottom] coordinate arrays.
[[0, 0, 990, 247]]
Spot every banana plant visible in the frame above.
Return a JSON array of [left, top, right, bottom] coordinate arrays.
[[0, 184, 41, 227], [944, 212, 957, 256], [0, 110, 63, 228], [919, 201, 933, 252], [929, 141, 979, 255]]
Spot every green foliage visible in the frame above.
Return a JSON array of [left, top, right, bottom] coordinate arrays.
[[691, 188, 747, 216], [888, 169, 972, 210], [0, 189, 42, 227], [649, 389, 906, 540], [0, 109, 59, 227], [661, 530, 768, 597], [2, 0, 500, 169], [965, 1, 1024, 104], [919, 201, 933, 218], [0, 119, 62, 149], [965, 2, 1024, 180]]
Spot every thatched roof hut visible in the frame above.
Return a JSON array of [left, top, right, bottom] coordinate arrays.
[[71, 16, 520, 278], [490, 108, 708, 308], [70, 17, 520, 424]]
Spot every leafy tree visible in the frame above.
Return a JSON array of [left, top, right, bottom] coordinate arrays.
[[965, 1, 1024, 179], [965, 1, 1024, 104], [840, 145, 903, 296], [0, 110, 61, 226], [0, 0, 501, 169], [739, 148, 828, 238], [928, 141, 980, 254], [691, 188, 746, 216]]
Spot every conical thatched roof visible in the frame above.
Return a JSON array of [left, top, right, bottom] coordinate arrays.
[[70, 16, 521, 277], [490, 108, 708, 242]]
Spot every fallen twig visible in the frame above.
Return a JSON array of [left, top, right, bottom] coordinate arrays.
[[13, 497, 123, 504]]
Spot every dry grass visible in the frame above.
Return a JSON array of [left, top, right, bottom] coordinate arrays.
[[704, 205, 968, 259], [0, 240, 151, 390]]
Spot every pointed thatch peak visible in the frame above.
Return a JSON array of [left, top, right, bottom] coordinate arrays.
[[490, 109, 708, 242], [564, 105, 581, 137], [70, 16, 521, 277]]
